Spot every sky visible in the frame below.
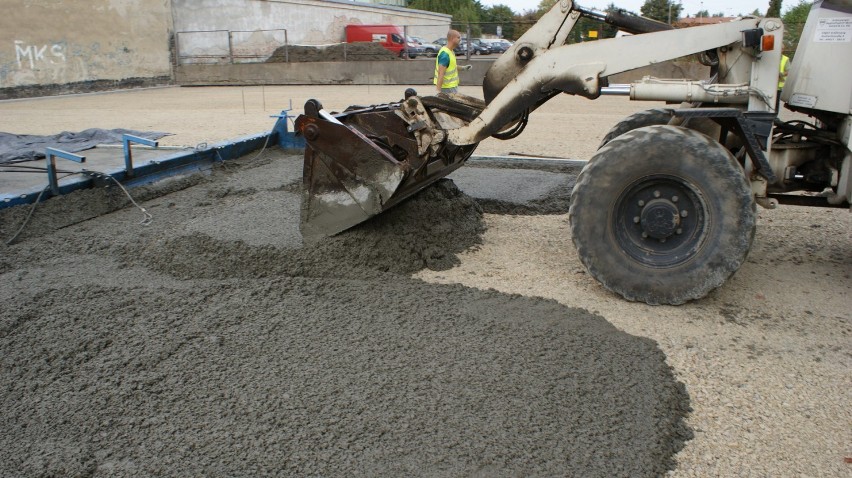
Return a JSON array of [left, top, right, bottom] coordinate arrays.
[[477, 0, 781, 17]]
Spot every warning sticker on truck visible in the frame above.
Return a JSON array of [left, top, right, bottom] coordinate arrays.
[[813, 17, 851, 43]]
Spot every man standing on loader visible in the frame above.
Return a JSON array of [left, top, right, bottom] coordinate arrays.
[[434, 29, 462, 94], [777, 53, 790, 111]]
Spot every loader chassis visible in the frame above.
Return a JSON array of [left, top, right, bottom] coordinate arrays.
[[296, 0, 852, 305]]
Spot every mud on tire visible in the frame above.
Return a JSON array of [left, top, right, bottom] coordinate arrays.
[[570, 125, 756, 305], [599, 107, 737, 152], [599, 108, 674, 148]]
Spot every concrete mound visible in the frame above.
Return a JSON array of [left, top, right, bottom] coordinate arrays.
[[119, 179, 485, 279], [0, 149, 692, 476]]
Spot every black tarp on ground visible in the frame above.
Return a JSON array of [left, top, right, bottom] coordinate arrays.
[[0, 129, 170, 164]]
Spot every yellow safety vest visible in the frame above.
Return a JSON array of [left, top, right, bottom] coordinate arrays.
[[434, 46, 459, 89], [778, 55, 789, 89]]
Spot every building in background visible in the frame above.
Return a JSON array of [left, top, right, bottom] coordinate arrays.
[[359, 0, 409, 6], [1, 0, 447, 98]]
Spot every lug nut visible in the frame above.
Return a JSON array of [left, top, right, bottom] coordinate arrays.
[[641, 232, 648, 239], [672, 195, 679, 202], [680, 210, 688, 218], [659, 238, 666, 243], [633, 216, 640, 224], [638, 200, 645, 207], [676, 228, 683, 235], [653, 190, 661, 198]]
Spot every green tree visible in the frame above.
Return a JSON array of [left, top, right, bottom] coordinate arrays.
[[511, 9, 539, 39], [782, 0, 813, 54], [640, 0, 683, 23], [766, 0, 783, 17], [480, 4, 516, 38], [409, 0, 482, 35], [537, 0, 558, 15], [695, 9, 709, 17]]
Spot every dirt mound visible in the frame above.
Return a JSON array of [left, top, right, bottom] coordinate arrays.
[[0, 149, 692, 476], [266, 42, 398, 62]]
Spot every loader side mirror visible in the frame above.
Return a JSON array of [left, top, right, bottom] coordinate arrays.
[[741, 28, 764, 50]]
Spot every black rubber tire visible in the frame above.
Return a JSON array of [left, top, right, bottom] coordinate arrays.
[[569, 125, 756, 305], [599, 108, 674, 148]]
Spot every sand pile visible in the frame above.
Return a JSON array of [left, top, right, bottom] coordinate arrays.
[[266, 42, 398, 63], [0, 150, 691, 476]]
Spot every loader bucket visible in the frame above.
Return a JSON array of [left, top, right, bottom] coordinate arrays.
[[295, 97, 480, 241]]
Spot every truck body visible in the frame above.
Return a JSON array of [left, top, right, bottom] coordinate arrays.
[[344, 24, 417, 57]]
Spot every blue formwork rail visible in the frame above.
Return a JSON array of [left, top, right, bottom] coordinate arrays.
[[0, 110, 306, 210]]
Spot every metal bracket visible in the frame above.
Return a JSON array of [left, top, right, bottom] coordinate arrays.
[[45, 148, 86, 195], [272, 99, 308, 150], [672, 108, 778, 184], [122, 134, 159, 178]]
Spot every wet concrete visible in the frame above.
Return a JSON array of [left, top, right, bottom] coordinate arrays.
[[0, 148, 691, 476], [449, 163, 576, 215]]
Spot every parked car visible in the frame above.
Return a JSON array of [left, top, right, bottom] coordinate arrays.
[[410, 36, 440, 57], [403, 40, 423, 58], [467, 38, 492, 55], [433, 37, 483, 56], [482, 39, 510, 53], [433, 37, 461, 55]]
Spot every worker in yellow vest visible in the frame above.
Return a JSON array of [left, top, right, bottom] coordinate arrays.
[[435, 30, 463, 94], [777, 54, 790, 111]]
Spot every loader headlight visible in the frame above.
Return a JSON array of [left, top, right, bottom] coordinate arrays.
[[761, 34, 775, 51]]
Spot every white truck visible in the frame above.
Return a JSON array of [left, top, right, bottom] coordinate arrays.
[[295, 0, 852, 305]]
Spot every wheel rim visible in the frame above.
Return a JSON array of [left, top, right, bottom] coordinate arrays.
[[613, 174, 708, 268]]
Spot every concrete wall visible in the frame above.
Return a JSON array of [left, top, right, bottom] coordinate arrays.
[[0, 0, 174, 97], [177, 59, 489, 86], [172, 0, 451, 63], [176, 59, 709, 88]]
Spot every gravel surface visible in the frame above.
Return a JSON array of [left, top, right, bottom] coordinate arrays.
[[0, 86, 668, 159], [0, 151, 692, 476]]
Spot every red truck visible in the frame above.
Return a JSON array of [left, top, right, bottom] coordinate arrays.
[[345, 24, 420, 58]]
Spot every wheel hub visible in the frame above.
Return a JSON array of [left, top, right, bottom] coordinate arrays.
[[614, 176, 707, 268], [640, 198, 681, 239]]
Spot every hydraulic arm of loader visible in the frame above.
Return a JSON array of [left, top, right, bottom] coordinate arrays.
[[295, 1, 782, 240], [451, 2, 781, 145]]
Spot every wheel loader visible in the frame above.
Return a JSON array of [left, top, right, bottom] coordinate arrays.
[[295, 0, 852, 305]]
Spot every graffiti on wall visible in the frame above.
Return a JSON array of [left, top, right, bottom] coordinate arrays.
[[14, 41, 66, 69]]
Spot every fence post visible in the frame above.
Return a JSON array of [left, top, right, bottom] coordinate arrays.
[[175, 32, 182, 66], [284, 29, 289, 63], [466, 24, 471, 60], [404, 25, 409, 59], [228, 31, 234, 64]]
